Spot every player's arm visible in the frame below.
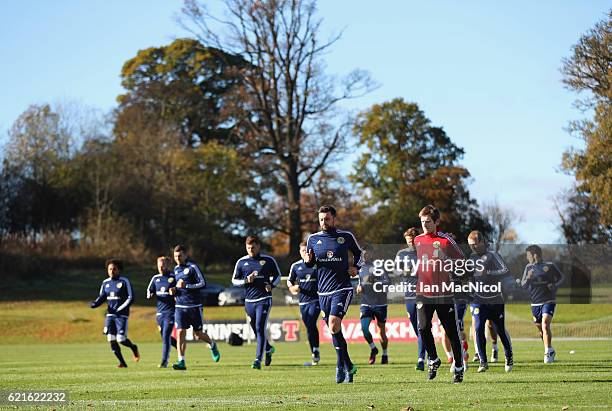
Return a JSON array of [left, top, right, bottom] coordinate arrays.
[[115, 278, 134, 312], [548, 263, 565, 290], [487, 251, 509, 276], [146, 276, 156, 299], [443, 233, 465, 260], [185, 263, 206, 289], [90, 283, 107, 308], [231, 260, 246, 286], [520, 264, 532, 287], [269, 257, 282, 289], [304, 235, 316, 268], [347, 232, 364, 277], [287, 263, 300, 295]]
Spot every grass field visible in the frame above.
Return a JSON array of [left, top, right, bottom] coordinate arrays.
[[1, 339, 611, 410], [2, 278, 611, 410]]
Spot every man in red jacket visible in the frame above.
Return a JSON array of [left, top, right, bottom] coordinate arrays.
[[415, 205, 466, 383]]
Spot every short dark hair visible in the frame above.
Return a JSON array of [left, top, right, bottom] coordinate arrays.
[[526, 245, 542, 258], [403, 227, 420, 238], [318, 205, 337, 216], [299, 241, 307, 248], [246, 235, 260, 245], [173, 244, 187, 253], [419, 204, 440, 222], [105, 258, 123, 271]]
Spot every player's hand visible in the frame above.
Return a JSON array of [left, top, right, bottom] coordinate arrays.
[[246, 272, 257, 283], [547, 283, 555, 291], [348, 266, 359, 277], [168, 287, 177, 296], [356, 285, 362, 294], [265, 284, 272, 292], [177, 279, 186, 288], [289, 285, 300, 295], [306, 249, 315, 264]]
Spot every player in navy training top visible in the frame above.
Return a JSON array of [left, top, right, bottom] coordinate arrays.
[[147, 256, 178, 368], [90, 259, 140, 368], [288, 241, 321, 365], [305, 205, 363, 384], [467, 231, 513, 373], [232, 235, 282, 369], [170, 245, 220, 370], [520, 245, 564, 364], [357, 244, 391, 365], [396, 227, 427, 371]]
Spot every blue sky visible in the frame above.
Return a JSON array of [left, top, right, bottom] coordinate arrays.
[[1, 0, 608, 243]]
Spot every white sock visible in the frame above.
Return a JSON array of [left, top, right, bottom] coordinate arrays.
[[383, 349, 388, 356], [313, 347, 319, 353], [208, 341, 215, 349], [369, 342, 376, 349], [546, 347, 554, 354], [445, 351, 453, 359], [418, 357, 424, 363], [178, 355, 185, 361]]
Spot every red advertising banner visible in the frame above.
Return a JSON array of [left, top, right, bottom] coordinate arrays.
[[319, 317, 444, 343]]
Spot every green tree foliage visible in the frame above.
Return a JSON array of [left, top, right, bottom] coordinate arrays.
[[116, 38, 246, 147], [559, 9, 611, 241], [351, 98, 490, 243]]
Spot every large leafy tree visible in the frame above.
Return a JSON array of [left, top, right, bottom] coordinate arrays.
[[559, 9, 611, 242], [116, 38, 246, 147], [351, 98, 490, 243], [179, 0, 375, 256]]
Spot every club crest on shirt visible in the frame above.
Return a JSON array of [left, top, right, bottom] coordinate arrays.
[[433, 241, 441, 249], [260, 260, 266, 266], [183, 268, 190, 275], [474, 308, 480, 315], [326, 250, 334, 258], [482, 255, 488, 261], [117, 282, 123, 288], [337, 237, 345, 244], [543, 266, 549, 272], [368, 266, 374, 273], [168, 277, 174, 283]]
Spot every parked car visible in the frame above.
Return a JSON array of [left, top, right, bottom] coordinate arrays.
[[218, 286, 246, 306], [199, 283, 225, 306]]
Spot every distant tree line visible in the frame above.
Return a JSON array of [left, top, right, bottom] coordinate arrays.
[[19, 1, 612, 274]]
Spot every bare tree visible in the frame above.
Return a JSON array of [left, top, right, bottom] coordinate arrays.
[[482, 199, 522, 250], [178, 0, 376, 255]]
